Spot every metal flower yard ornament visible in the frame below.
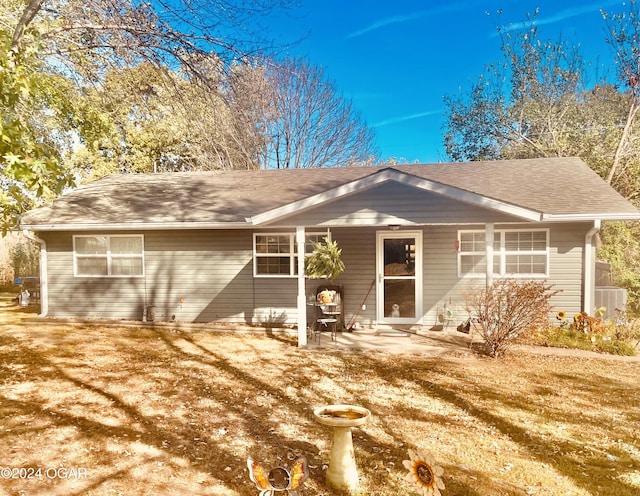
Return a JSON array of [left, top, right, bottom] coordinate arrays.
[[403, 449, 445, 496], [305, 238, 345, 282], [247, 457, 309, 496]]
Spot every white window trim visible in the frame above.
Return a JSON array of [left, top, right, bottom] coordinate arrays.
[[458, 228, 549, 279], [73, 234, 145, 278], [253, 231, 329, 278]]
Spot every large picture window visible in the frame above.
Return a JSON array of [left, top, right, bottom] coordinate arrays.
[[74, 235, 144, 277], [253, 232, 328, 277], [458, 229, 548, 278]]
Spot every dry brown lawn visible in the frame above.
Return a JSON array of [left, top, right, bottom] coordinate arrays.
[[0, 297, 639, 496]]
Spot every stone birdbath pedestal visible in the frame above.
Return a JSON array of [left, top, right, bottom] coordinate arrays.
[[313, 404, 371, 491]]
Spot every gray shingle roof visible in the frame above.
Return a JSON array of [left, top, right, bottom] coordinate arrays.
[[19, 157, 640, 229]]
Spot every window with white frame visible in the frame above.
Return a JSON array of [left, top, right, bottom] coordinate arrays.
[[253, 232, 328, 277], [74, 235, 144, 277], [458, 229, 548, 278]]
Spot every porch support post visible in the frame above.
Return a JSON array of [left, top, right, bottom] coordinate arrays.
[[583, 220, 601, 314], [485, 223, 494, 288], [296, 226, 308, 347]]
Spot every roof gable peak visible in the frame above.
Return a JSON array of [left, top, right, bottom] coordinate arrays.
[[248, 166, 542, 225]]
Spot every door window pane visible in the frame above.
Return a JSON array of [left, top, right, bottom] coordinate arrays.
[[383, 238, 415, 276], [384, 279, 415, 318]]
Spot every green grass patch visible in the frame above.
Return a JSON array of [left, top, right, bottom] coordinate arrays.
[[533, 326, 637, 356]]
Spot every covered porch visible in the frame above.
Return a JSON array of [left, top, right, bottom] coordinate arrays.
[[303, 323, 476, 355]]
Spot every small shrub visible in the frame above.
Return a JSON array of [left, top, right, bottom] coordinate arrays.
[[466, 279, 560, 358], [612, 307, 640, 345], [594, 339, 636, 356], [537, 327, 594, 351], [533, 326, 637, 356]]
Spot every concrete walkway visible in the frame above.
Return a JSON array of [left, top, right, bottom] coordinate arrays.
[[306, 325, 475, 356], [306, 325, 640, 361]]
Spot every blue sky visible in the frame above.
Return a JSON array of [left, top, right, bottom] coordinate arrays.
[[266, 0, 624, 163]]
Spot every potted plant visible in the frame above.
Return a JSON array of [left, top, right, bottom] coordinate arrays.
[[305, 237, 345, 282], [306, 237, 346, 329]]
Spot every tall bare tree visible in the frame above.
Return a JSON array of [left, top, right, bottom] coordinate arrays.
[[10, 0, 290, 84], [1, 0, 292, 229], [601, 0, 640, 193], [260, 58, 378, 169]]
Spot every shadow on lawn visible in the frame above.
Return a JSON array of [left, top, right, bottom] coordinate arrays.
[[359, 353, 638, 496], [0, 321, 638, 495], [0, 330, 317, 495]]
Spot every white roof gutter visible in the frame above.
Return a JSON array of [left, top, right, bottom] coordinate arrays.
[[542, 213, 640, 222], [19, 221, 251, 231]]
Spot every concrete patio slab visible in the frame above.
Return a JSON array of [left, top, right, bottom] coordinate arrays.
[[305, 326, 475, 356]]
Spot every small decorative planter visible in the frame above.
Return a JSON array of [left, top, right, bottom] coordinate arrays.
[[313, 404, 371, 491]]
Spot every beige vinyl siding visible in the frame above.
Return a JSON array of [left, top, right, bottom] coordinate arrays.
[[547, 223, 589, 317], [45, 231, 145, 319], [324, 227, 378, 327], [42, 230, 298, 324], [143, 230, 254, 323], [423, 226, 463, 323], [419, 223, 589, 325], [39, 221, 590, 328], [328, 224, 588, 329], [253, 277, 297, 325], [270, 182, 522, 227]]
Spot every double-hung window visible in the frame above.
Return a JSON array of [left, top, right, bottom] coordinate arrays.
[[253, 232, 328, 277], [458, 229, 548, 278], [74, 235, 144, 277]]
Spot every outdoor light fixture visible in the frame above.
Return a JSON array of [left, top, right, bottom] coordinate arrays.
[[388, 224, 400, 231]]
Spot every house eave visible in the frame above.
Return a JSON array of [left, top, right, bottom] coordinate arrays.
[[19, 221, 251, 232]]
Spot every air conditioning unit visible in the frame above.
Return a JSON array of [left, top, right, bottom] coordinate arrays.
[[594, 286, 627, 320]]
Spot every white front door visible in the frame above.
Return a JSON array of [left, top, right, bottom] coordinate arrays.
[[376, 231, 422, 324]]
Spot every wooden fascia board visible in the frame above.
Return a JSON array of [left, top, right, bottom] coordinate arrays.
[[247, 169, 398, 225], [389, 172, 544, 222]]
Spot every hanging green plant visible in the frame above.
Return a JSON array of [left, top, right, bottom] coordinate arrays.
[[305, 238, 345, 281]]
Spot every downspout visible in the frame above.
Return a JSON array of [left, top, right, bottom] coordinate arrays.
[[583, 220, 601, 315], [22, 230, 48, 317], [485, 223, 494, 288]]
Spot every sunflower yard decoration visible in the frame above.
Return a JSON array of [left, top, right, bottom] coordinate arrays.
[[403, 449, 445, 496], [556, 310, 568, 327], [247, 456, 309, 496], [572, 310, 605, 333]]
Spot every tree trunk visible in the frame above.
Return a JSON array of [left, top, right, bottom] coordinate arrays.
[[606, 97, 640, 185], [11, 0, 45, 48]]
